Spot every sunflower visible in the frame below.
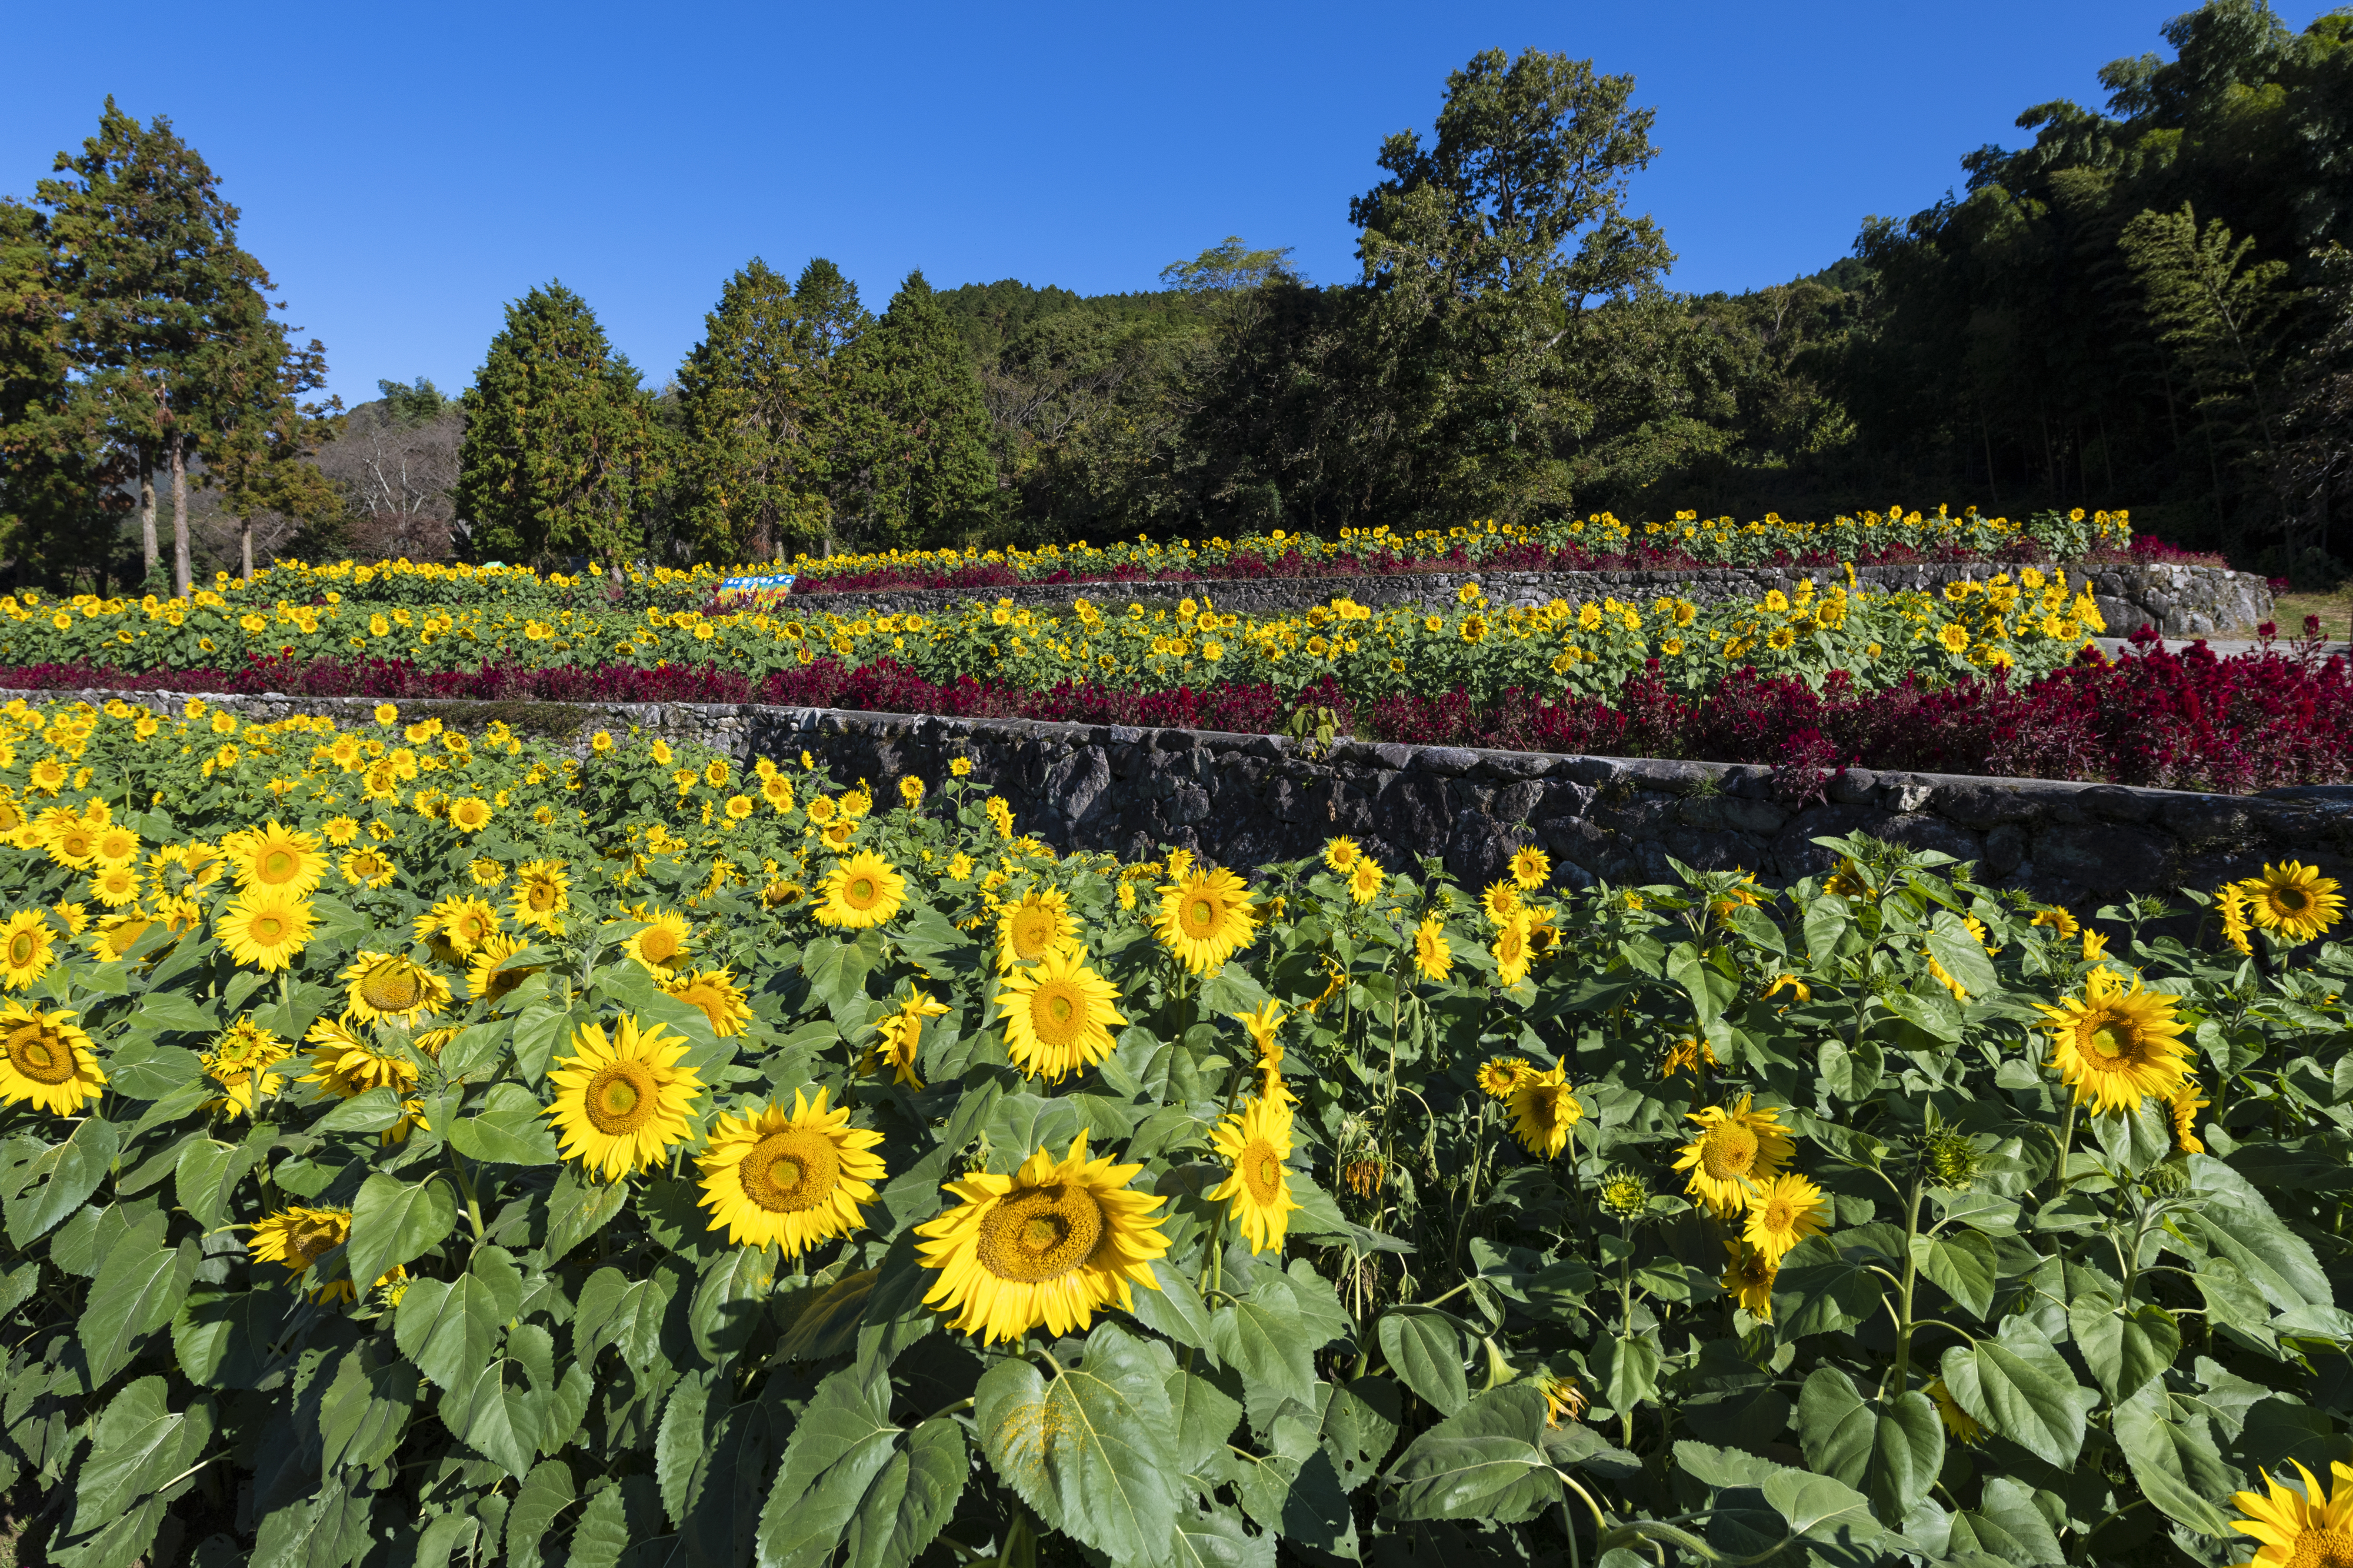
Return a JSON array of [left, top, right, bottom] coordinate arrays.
[[39, 814, 100, 869], [2218, 883, 2254, 956], [1207, 1097, 1300, 1255], [995, 888, 1078, 973], [865, 991, 951, 1087], [1476, 1057, 1532, 1099], [1721, 1242, 1776, 1320], [997, 949, 1125, 1082], [339, 952, 451, 1025], [665, 968, 754, 1037], [339, 846, 397, 889], [2169, 1076, 2209, 1155], [1492, 915, 1533, 987], [2232, 1459, 2353, 1568], [79, 860, 134, 910], [1347, 857, 1385, 906], [1414, 916, 1454, 981], [622, 908, 692, 976], [1509, 845, 1551, 890], [1154, 865, 1258, 975], [1743, 1172, 1829, 1265], [1537, 1372, 1588, 1428], [2242, 862, 2345, 945], [1927, 1377, 1981, 1443], [466, 933, 545, 1008], [446, 796, 493, 833], [202, 1016, 292, 1119], [91, 823, 141, 866], [1508, 1063, 1582, 1158], [2035, 968, 2192, 1114], [250, 1206, 359, 1301], [301, 1012, 419, 1099], [226, 820, 327, 897], [511, 859, 571, 934], [545, 1016, 704, 1180], [2030, 905, 2079, 939], [0, 1004, 104, 1115], [696, 1088, 885, 1254], [1480, 881, 1520, 924], [815, 850, 906, 930], [1322, 837, 1361, 872], [216, 892, 315, 972], [1672, 1096, 1795, 1216], [0, 910, 55, 990], [418, 895, 501, 957], [914, 1132, 1170, 1343]]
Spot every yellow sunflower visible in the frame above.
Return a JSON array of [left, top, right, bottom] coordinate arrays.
[[202, 1016, 291, 1119], [1481, 880, 1520, 924], [2030, 905, 2079, 939], [226, 820, 328, 897], [1322, 837, 1361, 872], [339, 846, 397, 889], [1347, 857, 1385, 906], [2231, 1459, 2353, 1568], [1508, 1063, 1582, 1158], [997, 949, 1126, 1082], [664, 968, 754, 1037], [1721, 1242, 1776, 1320], [617, 908, 691, 976], [91, 823, 141, 866], [0, 910, 55, 990], [0, 1004, 104, 1115], [695, 1088, 885, 1254], [446, 796, 493, 833], [1492, 915, 1533, 987], [995, 887, 1078, 973], [914, 1133, 1169, 1343], [1743, 1173, 1829, 1266], [1672, 1096, 1795, 1216], [83, 862, 136, 910], [301, 1012, 419, 1098], [510, 859, 571, 935], [1477, 1057, 1531, 1099], [216, 892, 315, 972], [466, 933, 545, 1008], [816, 850, 906, 929], [2241, 861, 2345, 945], [417, 895, 501, 958], [2035, 968, 2192, 1113], [864, 991, 951, 1088], [2218, 883, 2254, 956], [338, 951, 451, 1025], [250, 1205, 359, 1301], [1153, 865, 1258, 975], [1509, 845, 1551, 890], [545, 1016, 704, 1180], [1207, 1096, 1300, 1255], [2169, 1076, 2209, 1155], [1414, 916, 1454, 981], [1928, 1377, 1981, 1443]]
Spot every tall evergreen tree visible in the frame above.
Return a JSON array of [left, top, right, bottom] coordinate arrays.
[[829, 271, 995, 549], [36, 98, 337, 594], [672, 258, 832, 562], [455, 282, 659, 567]]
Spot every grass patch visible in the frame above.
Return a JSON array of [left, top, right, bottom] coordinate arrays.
[[2223, 584, 2353, 641]]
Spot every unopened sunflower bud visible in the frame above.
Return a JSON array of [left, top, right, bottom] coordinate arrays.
[[1598, 1166, 1651, 1219], [1921, 1127, 1983, 1190]]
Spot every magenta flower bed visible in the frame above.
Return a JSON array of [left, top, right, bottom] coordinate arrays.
[[5, 622, 2342, 793]]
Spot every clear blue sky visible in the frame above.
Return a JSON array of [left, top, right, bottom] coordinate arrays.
[[0, 0, 2331, 406]]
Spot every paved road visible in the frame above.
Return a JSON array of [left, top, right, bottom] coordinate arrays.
[[2092, 635, 2352, 659]]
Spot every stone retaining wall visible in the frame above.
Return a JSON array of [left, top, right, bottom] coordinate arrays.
[[28, 687, 2347, 913], [784, 560, 2272, 640]]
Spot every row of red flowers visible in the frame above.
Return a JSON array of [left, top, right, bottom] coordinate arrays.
[[1, 623, 2341, 793], [783, 533, 2226, 600]]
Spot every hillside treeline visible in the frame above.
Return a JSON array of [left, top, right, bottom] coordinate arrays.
[[5, 1, 2352, 590]]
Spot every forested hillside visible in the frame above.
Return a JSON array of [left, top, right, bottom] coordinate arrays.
[[4, 0, 2350, 588]]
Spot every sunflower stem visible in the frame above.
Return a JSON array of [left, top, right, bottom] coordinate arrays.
[[1880, 1172, 1925, 1401], [2054, 1098, 2078, 1190]]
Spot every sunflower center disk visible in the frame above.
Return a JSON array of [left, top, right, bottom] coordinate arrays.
[[261, 850, 295, 882], [529, 885, 557, 910], [978, 1184, 1105, 1283], [9, 1028, 71, 1085], [363, 968, 424, 1012], [1701, 1125, 1758, 1180], [742, 1130, 838, 1213], [641, 932, 678, 963], [586, 1063, 658, 1134], [6, 934, 33, 966], [1185, 898, 1217, 935], [1246, 1142, 1284, 1202], [2087, 1021, 2132, 1062], [848, 877, 878, 906], [1031, 983, 1085, 1047]]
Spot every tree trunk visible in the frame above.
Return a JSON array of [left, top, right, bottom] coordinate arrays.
[[240, 517, 254, 579], [171, 436, 192, 598], [139, 457, 159, 583]]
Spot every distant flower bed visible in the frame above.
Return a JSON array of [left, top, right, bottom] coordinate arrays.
[[2, 624, 2343, 793]]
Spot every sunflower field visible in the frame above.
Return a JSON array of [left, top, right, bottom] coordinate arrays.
[[0, 566, 2109, 712], [0, 693, 2347, 1568]]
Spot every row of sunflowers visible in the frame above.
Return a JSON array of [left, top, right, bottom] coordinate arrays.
[[2, 566, 2109, 708], [0, 691, 2344, 1568]]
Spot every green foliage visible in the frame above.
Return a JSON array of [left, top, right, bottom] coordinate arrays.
[[455, 281, 661, 567], [826, 272, 998, 551]]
